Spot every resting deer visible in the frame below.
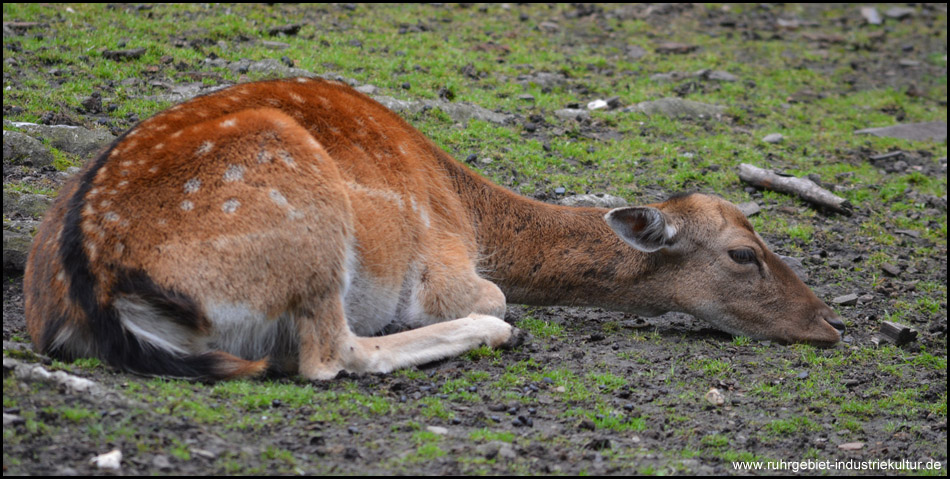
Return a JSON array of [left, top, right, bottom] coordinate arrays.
[[24, 78, 844, 381]]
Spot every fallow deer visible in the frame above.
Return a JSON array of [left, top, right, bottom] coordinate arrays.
[[24, 77, 844, 381]]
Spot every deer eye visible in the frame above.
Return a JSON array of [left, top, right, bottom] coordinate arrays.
[[728, 248, 758, 265]]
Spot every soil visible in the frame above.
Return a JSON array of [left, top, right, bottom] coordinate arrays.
[[3, 3, 947, 476]]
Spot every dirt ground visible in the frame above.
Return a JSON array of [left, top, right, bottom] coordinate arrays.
[[3, 3, 947, 476]]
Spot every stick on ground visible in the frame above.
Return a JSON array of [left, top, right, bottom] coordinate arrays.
[[738, 163, 853, 215]]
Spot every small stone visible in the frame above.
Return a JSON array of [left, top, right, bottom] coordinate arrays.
[[152, 455, 173, 471], [881, 263, 901, 277], [736, 201, 761, 217], [587, 99, 608, 110], [426, 426, 448, 435], [854, 122, 947, 142], [3, 413, 25, 427], [860, 7, 882, 25], [704, 388, 725, 407], [838, 442, 865, 451], [832, 294, 859, 306], [884, 7, 915, 20], [90, 449, 122, 470], [762, 133, 784, 144], [554, 108, 590, 121]]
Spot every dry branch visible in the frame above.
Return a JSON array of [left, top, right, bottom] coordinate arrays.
[[737, 163, 853, 215]]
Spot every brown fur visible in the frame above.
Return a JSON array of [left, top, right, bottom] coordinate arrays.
[[24, 78, 841, 381]]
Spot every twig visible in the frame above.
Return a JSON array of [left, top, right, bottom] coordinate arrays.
[[738, 163, 852, 215]]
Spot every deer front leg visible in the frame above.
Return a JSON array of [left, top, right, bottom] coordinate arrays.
[[342, 313, 519, 375]]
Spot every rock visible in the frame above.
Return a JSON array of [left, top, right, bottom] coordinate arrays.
[[587, 99, 608, 110], [884, 7, 915, 20], [3, 190, 54, 218], [854, 122, 947, 142], [880, 263, 901, 277], [6, 121, 115, 159], [260, 40, 291, 50], [515, 72, 568, 89], [372, 96, 513, 125], [554, 108, 590, 121], [626, 45, 647, 60], [476, 441, 515, 460], [426, 426, 448, 435], [832, 293, 859, 306], [860, 7, 882, 25], [559, 194, 628, 209], [102, 48, 145, 61], [625, 98, 725, 119], [3, 221, 39, 272], [736, 201, 761, 217], [151, 455, 173, 471], [837, 442, 865, 451], [704, 388, 725, 407], [762, 133, 784, 144], [354, 84, 378, 95], [3, 130, 55, 170], [90, 449, 122, 470], [3, 413, 25, 427], [655, 42, 697, 54], [694, 69, 738, 82]]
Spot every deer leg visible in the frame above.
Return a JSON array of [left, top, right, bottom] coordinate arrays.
[[341, 313, 516, 375]]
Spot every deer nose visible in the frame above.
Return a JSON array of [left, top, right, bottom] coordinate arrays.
[[823, 313, 846, 333]]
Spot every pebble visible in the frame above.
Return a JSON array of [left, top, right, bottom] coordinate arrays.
[[832, 293, 859, 306], [704, 388, 725, 407], [881, 263, 901, 277], [90, 449, 122, 470], [762, 133, 784, 144], [426, 426, 448, 435]]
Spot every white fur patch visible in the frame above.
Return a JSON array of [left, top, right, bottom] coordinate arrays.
[[116, 297, 194, 355]]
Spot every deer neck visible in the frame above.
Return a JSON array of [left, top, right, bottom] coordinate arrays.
[[439, 155, 659, 311]]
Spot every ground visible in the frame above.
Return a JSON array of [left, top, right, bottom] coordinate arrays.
[[2, 3, 947, 476]]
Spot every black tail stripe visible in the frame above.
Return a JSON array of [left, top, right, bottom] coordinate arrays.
[[56, 129, 227, 379]]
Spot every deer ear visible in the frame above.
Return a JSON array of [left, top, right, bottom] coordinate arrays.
[[605, 207, 677, 253]]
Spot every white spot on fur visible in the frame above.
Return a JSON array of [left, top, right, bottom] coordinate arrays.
[[345, 182, 405, 209], [184, 178, 201, 194], [296, 77, 309, 83], [257, 149, 273, 163], [153, 142, 165, 151], [289, 92, 305, 103], [99, 200, 112, 208], [89, 187, 100, 197], [171, 130, 183, 139], [223, 164, 245, 182], [104, 211, 119, 222], [277, 150, 295, 166], [117, 180, 129, 188], [56, 271, 66, 283], [148, 166, 159, 174], [222, 198, 240, 214], [180, 200, 194, 211], [196, 141, 214, 156], [268, 189, 288, 206], [220, 118, 237, 128], [115, 242, 125, 255]]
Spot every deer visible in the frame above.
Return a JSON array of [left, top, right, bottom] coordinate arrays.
[[24, 77, 845, 381]]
